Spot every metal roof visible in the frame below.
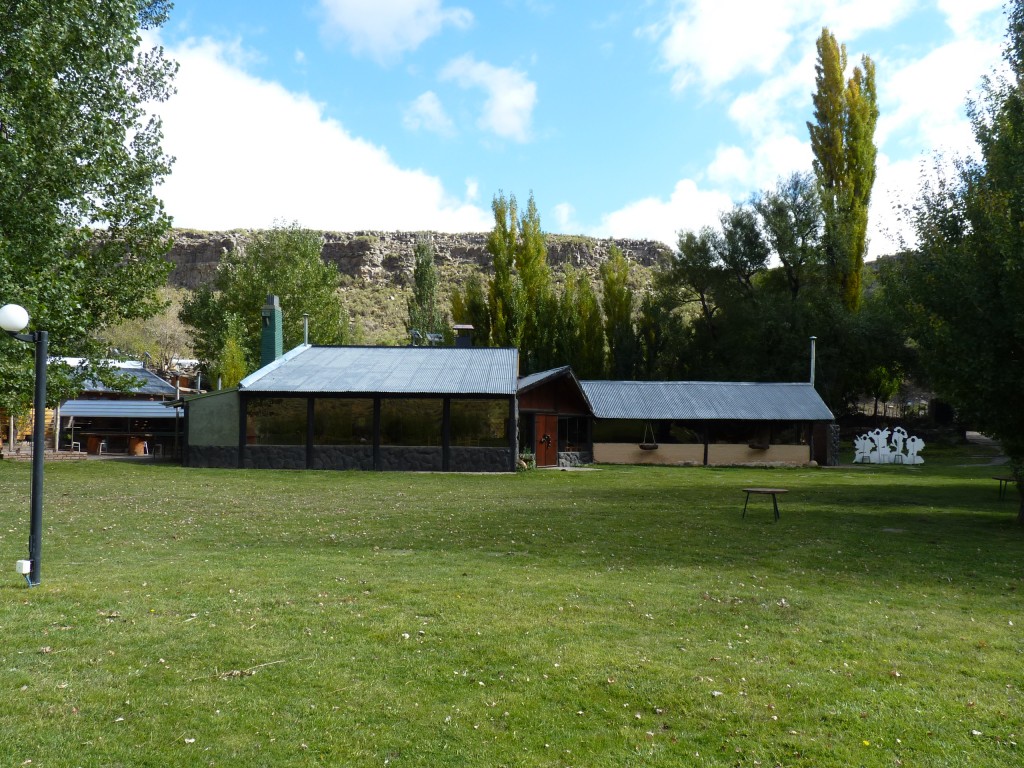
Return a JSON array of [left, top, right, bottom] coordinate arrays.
[[517, 366, 573, 393], [240, 346, 520, 396], [81, 367, 178, 397], [60, 400, 182, 418], [580, 381, 834, 422]]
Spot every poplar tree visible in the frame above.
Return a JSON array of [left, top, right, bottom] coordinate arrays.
[[600, 245, 638, 378], [0, 0, 177, 409], [515, 193, 554, 372], [556, 267, 604, 379], [485, 192, 523, 348], [406, 241, 449, 343], [807, 28, 878, 311]]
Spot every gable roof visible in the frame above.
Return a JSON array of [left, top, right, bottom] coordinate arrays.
[[517, 366, 575, 393], [581, 381, 834, 422], [59, 358, 178, 398], [60, 400, 182, 418], [240, 345, 519, 396]]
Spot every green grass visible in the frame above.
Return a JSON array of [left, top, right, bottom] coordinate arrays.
[[1, 449, 1021, 767]]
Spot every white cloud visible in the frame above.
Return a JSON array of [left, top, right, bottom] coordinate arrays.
[[552, 202, 581, 234], [826, 0, 917, 41], [877, 36, 1002, 156], [727, 50, 815, 138], [596, 179, 734, 248], [936, 0, 1004, 36], [464, 178, 479, 201], [154, 36, 491, 232], [707, 133, 813, 192], [403, 91, 455, 136], [648, 0, 797, 92], [867, 153, 921, 257], [647, 0, 916, 94], [319, 0, 472, 63], [440, 54, 537, 142]]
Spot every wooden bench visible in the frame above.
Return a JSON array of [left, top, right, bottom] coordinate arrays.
[[742, 488, 788, 521], [994, 476, 1016, 500]]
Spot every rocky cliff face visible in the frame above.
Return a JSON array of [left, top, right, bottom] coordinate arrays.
[[165, 229, 672, 289]]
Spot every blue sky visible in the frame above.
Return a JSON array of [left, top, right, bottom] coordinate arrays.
[[152, 0, 1006, 256]]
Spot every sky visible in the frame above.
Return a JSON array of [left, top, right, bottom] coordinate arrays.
[[151, 0, 1008, 257]]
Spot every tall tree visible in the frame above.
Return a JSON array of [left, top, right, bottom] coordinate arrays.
[[807, 28, 878, 311], [555, 267, 605, 379], [450, 271, 490, 346], [600, 245, 638, 378], [0, 0, 177, 409], [886, 1, 1024, 521], [180, 223, 349, 374], [406, 240, 449, 343], [485, 192, 523, 348], [515, 193, 554, 371], [753, 173, 824, 300]]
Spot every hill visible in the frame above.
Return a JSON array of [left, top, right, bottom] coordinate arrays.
[[163, 229, 669, 344]]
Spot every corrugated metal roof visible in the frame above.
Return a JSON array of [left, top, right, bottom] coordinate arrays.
[[517, 366, 572, 393], [60, 400, 182, 418], [81, 367, 178, 397], [241, 346, 520, 395], [580, 381, 834, 421]]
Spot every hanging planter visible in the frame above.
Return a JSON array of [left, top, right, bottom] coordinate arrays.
[[639, 422, 659, 450]]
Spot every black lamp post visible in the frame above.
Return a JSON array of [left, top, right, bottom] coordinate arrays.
[[0, 303, 47, 587]]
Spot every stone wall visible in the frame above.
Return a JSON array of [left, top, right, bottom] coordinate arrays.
[[165, 229, 672, 290]]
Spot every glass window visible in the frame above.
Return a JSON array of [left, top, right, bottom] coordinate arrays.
[[313, 399, 373, 446], [557, 416, 591, 451], [451, 399, 509, 447], [247, 397, 307, 445], [593, 419, 648, 443], [380, 398, 442, 446]]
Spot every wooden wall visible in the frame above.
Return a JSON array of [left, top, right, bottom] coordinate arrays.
[[593, 443, 810, 466]]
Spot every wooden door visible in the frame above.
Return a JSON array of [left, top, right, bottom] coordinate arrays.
[[535, 414, 558, 467]]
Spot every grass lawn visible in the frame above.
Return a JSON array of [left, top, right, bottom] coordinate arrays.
[[1, 446, 1021, 767]]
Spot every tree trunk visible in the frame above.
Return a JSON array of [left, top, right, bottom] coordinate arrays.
[[1014, 463, 1024, 524]]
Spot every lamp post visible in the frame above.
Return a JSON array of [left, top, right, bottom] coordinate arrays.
[[0, 303, 47, 587]]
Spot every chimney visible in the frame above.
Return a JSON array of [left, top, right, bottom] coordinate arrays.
[[453, 324, 474, 348], [261, 295, 283, 368]]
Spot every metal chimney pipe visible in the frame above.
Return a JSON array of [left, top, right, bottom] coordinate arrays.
[[809, 336, 817, 387], [303, 313, 309, 345]]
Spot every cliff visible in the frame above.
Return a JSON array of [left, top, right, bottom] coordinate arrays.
[[165, 229, 672, 289]]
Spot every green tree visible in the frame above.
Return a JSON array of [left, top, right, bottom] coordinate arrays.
[[217, 317, 248, 389], [753, 173, 823, 300], [450, 271, 491, 346], [0, 0, 177, 409], [180, 223, 348, 373], [555, 267, 605, 379], [807, 27, 878, 311], [406, 241, 450, 343], [486, 192, 523, 348], [886, 1, 1024, 520], [515, 193, 555, 371], [100, 287, 193, 370], [600, 245, 638, 378]]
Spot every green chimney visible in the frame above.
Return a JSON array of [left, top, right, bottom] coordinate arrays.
[[260, 295, 283, 368]]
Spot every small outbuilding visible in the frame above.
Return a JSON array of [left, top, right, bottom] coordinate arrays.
[[58, 361, 181, 455], [182, 345, 519, 472], [517, 366, 593, 467], [581, 380, 835, 466]]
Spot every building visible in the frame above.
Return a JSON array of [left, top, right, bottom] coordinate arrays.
[[516, 366, 593, 467], [182, 345, 519, 472], [58, 360, 182, 456], [178, 296, 834, 472], [582, 380, 835, 466]]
